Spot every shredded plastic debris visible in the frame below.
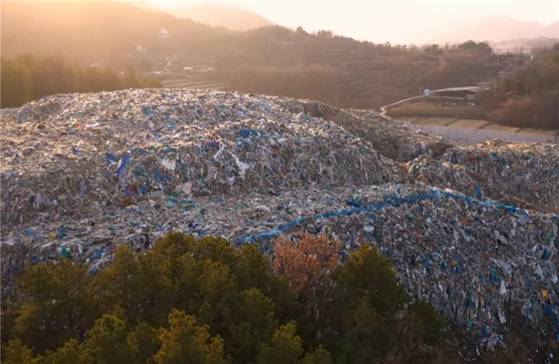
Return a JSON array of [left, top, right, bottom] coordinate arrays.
[[0, 89, 403, 232], [1, 89, 558, 348], [281, 99, 451, 162], [408, 140, 559, 210]]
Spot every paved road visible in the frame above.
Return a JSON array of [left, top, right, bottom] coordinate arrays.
[[379, 86, 479, 118], [379, 95, 424, 118], [379, 86, 558, 144]]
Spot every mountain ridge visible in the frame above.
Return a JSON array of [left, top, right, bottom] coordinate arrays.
[[163, 2, 274, 31], [432, 15, 559, 43]]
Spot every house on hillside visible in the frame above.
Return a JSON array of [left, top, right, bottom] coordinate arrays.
[[431, 86, 480, 101]]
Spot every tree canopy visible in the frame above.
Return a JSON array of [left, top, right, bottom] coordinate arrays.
[[2, 232, 453, 363]]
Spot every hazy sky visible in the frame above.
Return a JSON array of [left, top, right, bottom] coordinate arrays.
[[11, 0, 559, 43], [145, 0, 559, 43]]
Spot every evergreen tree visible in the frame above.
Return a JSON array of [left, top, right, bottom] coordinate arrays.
[[256, 322, 304, 364], [81, 314, 134, 364], [154, 310, 227, 364], [14, 260, 94, 353], [2, 339, 41, 364], [43, 339, 90, 364], [226, 288, 277, 363]]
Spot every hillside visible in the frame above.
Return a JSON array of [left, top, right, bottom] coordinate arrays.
[[1, 1, 227, 69], [166, 3, 273, 31], [2, 1, 502, 109], [1, 90, 558, 356]]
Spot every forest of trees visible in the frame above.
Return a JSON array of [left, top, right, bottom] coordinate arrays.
[[479, 44, 559, 129], [2, 233, 453, 364], [1, 55, 160, 108], [221, 34, 500, 108]]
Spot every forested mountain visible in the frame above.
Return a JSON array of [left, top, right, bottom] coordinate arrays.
[[167, 3, 273, 31], [2, 1, 502, 108], [1, 1, 227, 69], [0, 55, 160, 108]]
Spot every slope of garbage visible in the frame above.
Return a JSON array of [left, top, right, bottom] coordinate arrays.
[[281, 99, 559, 211], [408, 140, 559, 211], [1, 89, 403, 233], [281, 99, 451, 162], [1, 89, 558, 350]]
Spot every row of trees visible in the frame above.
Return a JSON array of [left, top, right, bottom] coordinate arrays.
[[2, 233, 451, 363], [478, 44, 559, 129], [1, 55, 160, 108]]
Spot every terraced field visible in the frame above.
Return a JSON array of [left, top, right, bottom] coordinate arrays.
[[146, 71, 227, 90]]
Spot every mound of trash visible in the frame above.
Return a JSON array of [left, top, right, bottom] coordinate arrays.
[[0, 89, 403, 232], [408, 140, 559, 211], [279, 99, 450, 161], [1, 89, 558, 349], [2, 183, 557, 347]]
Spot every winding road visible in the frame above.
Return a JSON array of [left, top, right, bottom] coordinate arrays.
[[379, 86, 480, 118]]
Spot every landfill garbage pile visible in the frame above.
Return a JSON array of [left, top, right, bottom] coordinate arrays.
[[0, 89, 404, 232], [407, 140, 559, 211], [1, 89, 558, 349], [2, 183, 558, 347], [278, 99, 451, 162]]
